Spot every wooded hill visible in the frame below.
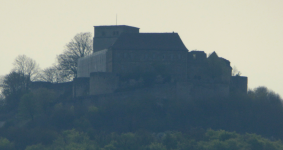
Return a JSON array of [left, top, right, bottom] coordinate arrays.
[[0, 86, 283, 150]]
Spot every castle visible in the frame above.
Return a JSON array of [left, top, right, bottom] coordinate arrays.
[[72, 25, 247, 99]]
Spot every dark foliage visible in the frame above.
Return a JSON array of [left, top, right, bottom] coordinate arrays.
[[0, 86, 283, 149], [0, 72, 30, 109]]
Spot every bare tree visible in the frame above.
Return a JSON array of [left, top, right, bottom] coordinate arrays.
[[40, 65, 69, 83], [0, 75, 3, 87], [0, 75, 4, 103], [232, 66, 241, 76], [13, 55, 41, 81], [57, 32, 93, 79]]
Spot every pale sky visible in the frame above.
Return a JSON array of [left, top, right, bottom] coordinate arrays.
[[1, 0, 283, 96]]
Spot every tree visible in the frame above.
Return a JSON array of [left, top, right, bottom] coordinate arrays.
[[0, 76, 4, 104], [13, 55, 40, 81], [0, 71, 29, 107], [57, 32, 93, 79], [18, 88, 57, 120], [232, 66, 241, 76], [0, 94, 5, 107], [18, 93, 38, 120], [40, 65, 69, 83], [0, 137, 15, 150]]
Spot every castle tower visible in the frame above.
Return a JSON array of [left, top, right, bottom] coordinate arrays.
[[93, 25, 140, 52]]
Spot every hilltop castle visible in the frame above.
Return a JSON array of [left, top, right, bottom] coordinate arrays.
[[72, 25, 247, 98]]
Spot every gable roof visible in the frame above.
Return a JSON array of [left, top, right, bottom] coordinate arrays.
[[110, 33, 188, 51]]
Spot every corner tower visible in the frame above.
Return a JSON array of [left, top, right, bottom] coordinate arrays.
[[93, 25, 139, 52]]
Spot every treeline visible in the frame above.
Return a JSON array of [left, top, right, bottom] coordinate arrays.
[[0, 86, 282, 149], [1, 128, 283, 150], [0, 32, 92, 110]]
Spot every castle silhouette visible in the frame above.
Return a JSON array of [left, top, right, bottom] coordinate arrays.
[[71, 25, 247, 98]]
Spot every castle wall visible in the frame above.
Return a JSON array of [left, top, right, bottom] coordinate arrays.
[[77, 49, 108, 77], [112, 50, 187, 82], [89, 72, 119, 95], [230, 76, 248, 93], [78, 82, 230, 109], [191, 83, 230, 99], [187, 51, 209, 83], [106, 49, 113, 72], [83, 83, 192, 106], [187, 51, 232, 85], [73, 77, 89, 97], [31, 81, 73, 98], [93, 38, 117, 53]]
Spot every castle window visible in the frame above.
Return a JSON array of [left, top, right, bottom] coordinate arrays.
[[113, 31, 119, 36]]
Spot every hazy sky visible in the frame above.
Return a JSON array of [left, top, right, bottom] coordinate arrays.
[[1, 0, 283, 96]]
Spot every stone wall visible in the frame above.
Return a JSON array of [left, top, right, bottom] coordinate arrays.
[[112, 50, 187, 82], [73, 77, 89, 97], [230, 76, 248, 93], [83, 83, 191, 106], [187, 51, 232, 85], [77, 82, 231, 109], [191, 83, 230, 99], [77, 49, 108, 77], [31, 81, 73, 98], [187, 51, 208, 82], [89, 72, 119, 95]]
